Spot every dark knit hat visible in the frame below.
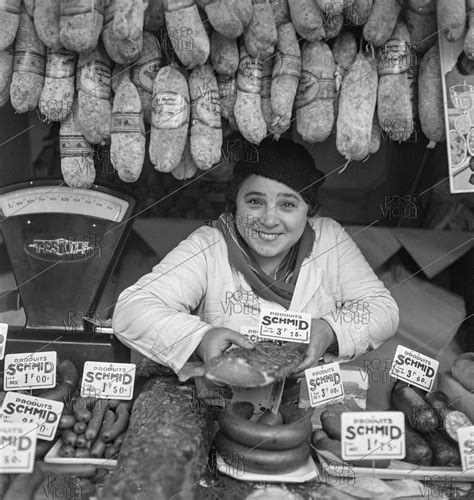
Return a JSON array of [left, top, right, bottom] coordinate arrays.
[[229, 138, 325, 210]]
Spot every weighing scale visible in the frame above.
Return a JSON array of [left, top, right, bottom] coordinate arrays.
[[0, 179, 138, 369]]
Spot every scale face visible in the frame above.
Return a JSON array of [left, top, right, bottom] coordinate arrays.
[[0, 185, 129, 222], [0, 180, 137, 348]]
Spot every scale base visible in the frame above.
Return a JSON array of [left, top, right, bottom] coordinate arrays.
[[1, 326, 130, 372]]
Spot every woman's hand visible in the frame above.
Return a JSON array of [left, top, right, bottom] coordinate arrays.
[[196, 327, 254, 365], [292, 319, 337, 378]]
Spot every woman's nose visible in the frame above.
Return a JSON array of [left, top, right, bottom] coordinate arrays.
[[259, 206, 278, 226]]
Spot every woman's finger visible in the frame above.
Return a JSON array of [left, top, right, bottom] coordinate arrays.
[[226, 331, 255, 350]]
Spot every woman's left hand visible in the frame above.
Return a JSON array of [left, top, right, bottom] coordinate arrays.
[[292, 319, 337, 378]]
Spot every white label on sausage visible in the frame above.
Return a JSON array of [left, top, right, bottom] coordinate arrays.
[[1, 393, 63, 441], [378, 40, 413, 75], [305, 362, 344, 407], [295, 70, 334, 109], [111, 112, 145, 134], [217, 75, 236, 101], [0, 422, 37, 473], [61, 0, 103, 16], [132, 59, 161, 94], [272, 54, 302, 80], [46, 48, 77, 79], [457, 426, 474, 472], [80, 361, 136, 400], [0, 323, 7, 360], [237, 55, 263, 94], [13, 50, 46, 77], [78, 61, 111, 100], [60, 134, 93, 158], [193, 88, 221, 129], [389, 345, 438, 391], [341, 411, 406, 461], [4, 351, 57, 391], [152, 92, 189, 129], [258, 309, 311, 343]]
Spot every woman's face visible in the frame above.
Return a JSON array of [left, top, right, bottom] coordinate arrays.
[[235, 175, 309, 270]]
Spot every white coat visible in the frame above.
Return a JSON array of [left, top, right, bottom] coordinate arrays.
[[112, 216, 399, 373]]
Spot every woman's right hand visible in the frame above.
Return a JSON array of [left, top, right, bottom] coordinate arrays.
[[196, 327, 254, 365]]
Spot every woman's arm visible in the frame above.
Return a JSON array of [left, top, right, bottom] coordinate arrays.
[[112, 227, 218, 373], [321, 221, 400, 362]]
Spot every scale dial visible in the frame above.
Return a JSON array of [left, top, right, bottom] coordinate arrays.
[[0, 185, 129, 222]]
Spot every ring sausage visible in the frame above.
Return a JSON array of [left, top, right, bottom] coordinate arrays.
[[214, 430, 310, 474], [320, 410, 342, 440], [392, 384, 438, 433], [425, 390, 472, 441], [218, 402, 312, 451]]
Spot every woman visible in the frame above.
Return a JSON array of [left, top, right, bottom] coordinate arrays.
[[112, 138, 399, 383]]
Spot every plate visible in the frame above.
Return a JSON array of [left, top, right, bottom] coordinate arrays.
[[44, 439, 117, 469], [449, 129, 468, 169], [215, 453, 319, 483], [314, 448, 474, 482]]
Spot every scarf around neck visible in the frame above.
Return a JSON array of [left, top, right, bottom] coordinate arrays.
[[211, 212, 315, 309]]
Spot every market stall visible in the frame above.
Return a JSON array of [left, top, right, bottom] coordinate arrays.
[[2, 0, 474, 499]]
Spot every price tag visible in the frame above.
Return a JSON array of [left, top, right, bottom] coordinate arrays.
[[258, 309, 311, 344], [81, 361, 136, 399], [457, 426, 474, 472], [3, 351, 57, 390], [341, 411, 405, 461], [240, 326, 260, 344], [0, 422, 37, 473], [1, 392, 63, 441], [305, 362, 344, 407], [0, 323, 7, 360], [389, 345, 438, 391]]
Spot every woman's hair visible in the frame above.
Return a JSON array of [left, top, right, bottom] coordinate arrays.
[[225, 138, 324, 217]]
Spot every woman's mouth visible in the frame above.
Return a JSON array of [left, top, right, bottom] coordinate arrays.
[[255, 231, 280, 241]]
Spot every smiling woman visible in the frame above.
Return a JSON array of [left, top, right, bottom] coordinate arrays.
[[112, 137, 399, 385]]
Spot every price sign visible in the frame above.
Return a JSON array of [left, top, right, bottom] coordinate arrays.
[[341, 411, 405, 461], [389, 345, 438, 391], [457, 426, 474, 472], [1, 392, 63, 441], [3, 351, 57, 390], [258, 309, 311, 344], [81, 362, 136, 399], [0, 323, 7, 360], [240, 326, 260, 344], [0, 422, 37, 473], [305, 362, 344, 407]]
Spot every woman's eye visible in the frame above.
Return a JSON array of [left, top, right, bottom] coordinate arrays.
[[283, 202, 296, 208], [248, 198, 262, 206]]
